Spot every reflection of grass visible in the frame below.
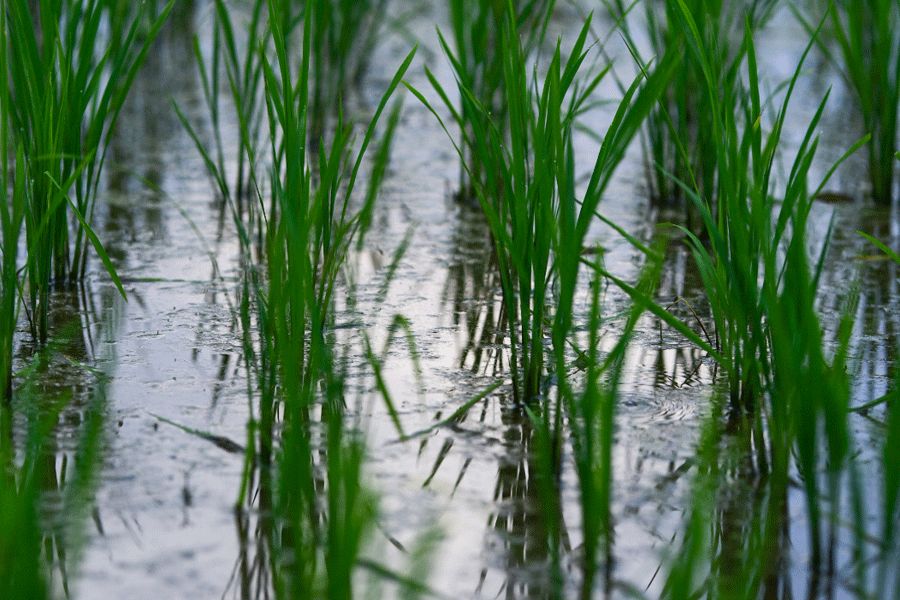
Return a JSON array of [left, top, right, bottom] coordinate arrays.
[[0, 396, 45, 598], [0, 339, 111, 599]]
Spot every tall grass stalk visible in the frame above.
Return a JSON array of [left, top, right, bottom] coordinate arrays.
[[0, 7, 23, 401], [6, 0, 173, 343]]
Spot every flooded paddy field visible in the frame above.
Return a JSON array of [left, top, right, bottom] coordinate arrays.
[[1, 1, 897, 599]]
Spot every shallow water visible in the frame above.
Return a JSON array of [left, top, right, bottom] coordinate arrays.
[[9, 2, 898, 599]]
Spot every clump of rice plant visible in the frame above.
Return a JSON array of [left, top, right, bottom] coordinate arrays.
[[216, 0, 417, 596], [414, 12, 674, 590], [633, 9, 875, 592], [808, 0, 899, 203], [308, 0, 393, 141], [412, 8, 672, 403], [612, 0, 777, 207], [180, 0, 269, 217], [5, 0, 173, 343], [663, 285, 860, 596], [441, 0, 556, 200], [649, 10, 862, 412], [179, 0, 398, 254]]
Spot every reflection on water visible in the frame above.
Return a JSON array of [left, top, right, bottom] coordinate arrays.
[[820, 205, 900, 405], [441, 202, 506, 377], [104, 0, 199, 265], [482, 397, 557, 599], [227, 490, 272, 600], [4, 279, 122, 598], [434, 203, 568, 597]]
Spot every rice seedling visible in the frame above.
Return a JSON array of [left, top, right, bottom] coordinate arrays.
[[641, 10, 863, 413], [178, 0, 403, 259], [661, 283, 860, 597], [185, 0, 394, 172], [598, 6, 885, 593], [441, 0, 556, 200], [834, 0, 899, 204], [589, 12, 894, 585], [307, 0, 393, 142], [201, 0, 418, 595], [610, 0, 777, 208], [413, 6, 676, 593], [797, 0, 899, 204], [0, 8, 24, 402], [411, 6, 673, 404], [5, 0, 173, 344], [187, 0, 269, 217]]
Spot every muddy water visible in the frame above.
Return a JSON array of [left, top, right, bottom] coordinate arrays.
[[14, 2, 897, 599]]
